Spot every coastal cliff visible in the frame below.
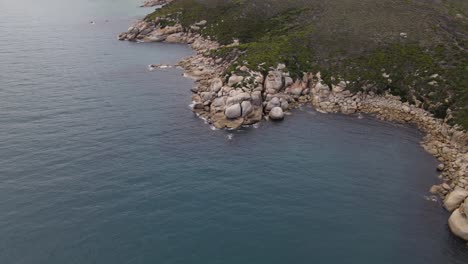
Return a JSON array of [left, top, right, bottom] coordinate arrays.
[[122, 0, 468, 241]]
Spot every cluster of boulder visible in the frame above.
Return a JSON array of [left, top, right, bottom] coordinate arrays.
[[120, 12, 468, 241], [445, 188, 468, 240], [311, 79, 360, 114], [118, 19, 185, 43], [183, 60, 267, 128], [186, 61, 370, 129]]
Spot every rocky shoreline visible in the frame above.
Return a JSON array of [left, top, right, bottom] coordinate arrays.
[[120, 2, 468, 241], [140, 0, 174, 7]]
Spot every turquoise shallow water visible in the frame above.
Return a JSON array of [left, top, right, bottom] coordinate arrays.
[[1, 0, 468, 263]]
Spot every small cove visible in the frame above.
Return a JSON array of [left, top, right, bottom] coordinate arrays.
[[0, 0, 467, 263]]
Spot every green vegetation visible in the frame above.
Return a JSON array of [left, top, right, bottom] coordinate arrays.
[[146, 0, 467, 128]]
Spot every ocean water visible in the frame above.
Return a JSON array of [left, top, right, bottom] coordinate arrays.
[[1, 0, 467, 263]]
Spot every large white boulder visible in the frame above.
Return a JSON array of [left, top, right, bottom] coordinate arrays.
[[228, 75, 244, 87], [265, 97, 280, 112], [264, 71, 283, 91], [448, 209, 468, 241], [226, 92, 251, 106], [225, 104, 242, 119], [241, 101, 253, 117], [444, 188, 468, 212], [269, 107, 284, 120]]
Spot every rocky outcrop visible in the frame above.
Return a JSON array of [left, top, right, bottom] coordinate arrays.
[[193, 69, 266, 128], [118, 20, 184, 42], [310, 79, 359, 114], [140, 0, 173, 7]]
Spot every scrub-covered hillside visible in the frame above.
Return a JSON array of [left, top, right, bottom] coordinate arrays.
[[145, 0, 467, 128]]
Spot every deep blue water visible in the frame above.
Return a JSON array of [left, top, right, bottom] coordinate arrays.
[[1, 0, 468, 263]]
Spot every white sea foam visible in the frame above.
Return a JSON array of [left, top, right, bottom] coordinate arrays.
[[424, 195, 438, 202]]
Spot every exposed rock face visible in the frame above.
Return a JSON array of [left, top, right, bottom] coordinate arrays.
[[448, 209, 468, 241], [310, 76, 358, 114], [241, 101, 253, 117], [140, 0, 173, 7], [444, 188, 468, 212], [179, 53, 270, 128], [225, 104, 242, 119], [119, 20, 184, 42]]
